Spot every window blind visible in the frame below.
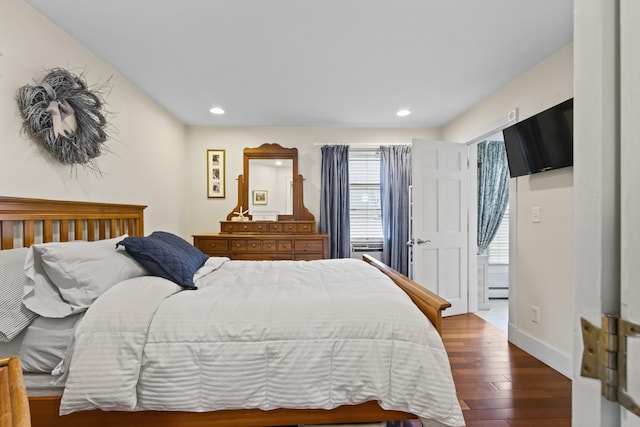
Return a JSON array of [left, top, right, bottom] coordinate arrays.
[[349, 151, 383, 244]]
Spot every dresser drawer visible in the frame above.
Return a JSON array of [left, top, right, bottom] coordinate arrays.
[[230, 239, 248, 251], [297, 223, 314, 233], [230, 239, 264, 252], [262, 240, 277, 251], [196, 238, 229, 254], [294, 239, 324, 253], [222, 222, 254, 233], [252, 222, 269, 233], [246, 239, 262, 251], [282, 223, 298, 233], [269, 223, 285, 233], [277, 240, 293, 251]]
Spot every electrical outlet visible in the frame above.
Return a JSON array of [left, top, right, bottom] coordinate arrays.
[[531, 306, 540, 324]]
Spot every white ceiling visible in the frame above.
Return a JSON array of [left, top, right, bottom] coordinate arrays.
[[25, 0, 574, 128]]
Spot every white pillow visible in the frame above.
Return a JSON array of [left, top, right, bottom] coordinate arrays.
[[23, 236, 148, 318], [0, 247, 37, 341]]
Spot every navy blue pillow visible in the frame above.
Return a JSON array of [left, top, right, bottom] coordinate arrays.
[[116, 231, 208, 289]]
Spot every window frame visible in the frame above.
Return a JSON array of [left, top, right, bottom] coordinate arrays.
[[348, 149, 383, 247]]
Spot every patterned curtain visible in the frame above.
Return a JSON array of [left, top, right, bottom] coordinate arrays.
[[380, 145, 412, 275], [477, 140, 509, 254], [319, 145, 351, 258]]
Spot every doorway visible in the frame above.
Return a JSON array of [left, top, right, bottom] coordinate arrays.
[[473, 131, 510, 332]]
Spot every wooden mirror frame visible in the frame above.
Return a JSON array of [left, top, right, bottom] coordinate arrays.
[[227, 143, 314, 221]]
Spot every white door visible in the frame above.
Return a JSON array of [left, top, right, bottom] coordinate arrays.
[[619, 0, 640, 423], [573, 0, 640, 425], [411, 139, 469, 316]]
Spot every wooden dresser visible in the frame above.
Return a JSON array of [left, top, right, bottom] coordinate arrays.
[[196, 143, 329, 261], [193, 221, 329, 260]]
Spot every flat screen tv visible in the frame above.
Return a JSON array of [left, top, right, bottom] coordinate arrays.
[[502, 98, 573, 178]]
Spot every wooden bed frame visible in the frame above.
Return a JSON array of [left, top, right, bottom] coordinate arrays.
[[0, 356, 31, 427], [0, 196, 451, 427]]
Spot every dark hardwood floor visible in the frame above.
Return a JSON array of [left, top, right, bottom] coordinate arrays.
[[440, 313, 572, 427]]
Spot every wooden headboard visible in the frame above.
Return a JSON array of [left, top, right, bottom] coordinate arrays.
[[0, 197, 146, 249]]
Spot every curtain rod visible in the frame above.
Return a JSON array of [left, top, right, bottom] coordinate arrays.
[[313, 142, 411, 148]]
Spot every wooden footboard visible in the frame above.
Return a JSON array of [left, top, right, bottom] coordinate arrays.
[[1, 356, 31, 427], [362, 254, 451, 334], [29, 398, 414, 427]]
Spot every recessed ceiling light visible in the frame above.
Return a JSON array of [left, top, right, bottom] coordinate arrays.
[[209, 107, 225, 115], [396, 109, 411, 117]]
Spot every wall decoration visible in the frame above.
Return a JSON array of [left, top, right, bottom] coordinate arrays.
[[207, 149, 226, 198], [252, 190, 268, 205], [16, 68, 111, 172]]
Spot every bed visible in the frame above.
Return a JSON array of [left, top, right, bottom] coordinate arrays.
[[0, 356, 31, 427], [0, 196, 464, 427]]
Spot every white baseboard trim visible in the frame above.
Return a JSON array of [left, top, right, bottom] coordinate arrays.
[[508, 323, 572, 378], [477, 302, 491, 310]]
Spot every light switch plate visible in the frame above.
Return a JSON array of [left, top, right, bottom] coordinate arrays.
[[531, 206, 541, 223]]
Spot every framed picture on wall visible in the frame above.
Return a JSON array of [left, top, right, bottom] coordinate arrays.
[[252, 190, 268, 205], [207, 149, 225, 198]]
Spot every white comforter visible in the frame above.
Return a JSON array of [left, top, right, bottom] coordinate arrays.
[[57, 258, 465, 427]]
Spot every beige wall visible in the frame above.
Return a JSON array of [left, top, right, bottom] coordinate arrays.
[[4, 0, 575, 374], [0, 0, 188, 237], [443, 44, 574, 374], [185, 127, 440, 237]]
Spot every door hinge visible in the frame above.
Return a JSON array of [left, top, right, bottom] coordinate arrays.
[[581, 314, 640, 417]]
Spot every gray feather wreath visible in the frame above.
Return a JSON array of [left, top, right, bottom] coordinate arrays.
[[16, 68, 111, 171]]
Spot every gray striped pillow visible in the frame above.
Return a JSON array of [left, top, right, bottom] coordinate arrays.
[[0, 248, 37, 341]]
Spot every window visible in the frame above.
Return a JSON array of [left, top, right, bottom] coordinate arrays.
[[349, 150, 383, 245], [487, 204, 509, 264]]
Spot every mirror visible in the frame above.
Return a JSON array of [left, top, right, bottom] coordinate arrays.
[[248, 159, 293, 216], [227, 143, 314, 221]]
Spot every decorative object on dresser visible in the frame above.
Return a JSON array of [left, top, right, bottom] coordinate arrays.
[[195, 143, 329, 260], [231, 205, 249, 221], [206, 149, 226, 198]]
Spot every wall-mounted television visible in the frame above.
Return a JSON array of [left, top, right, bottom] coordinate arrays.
[[502, 98, 573, 178]]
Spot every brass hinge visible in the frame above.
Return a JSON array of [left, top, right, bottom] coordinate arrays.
[[581, 314, 640, 417]]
